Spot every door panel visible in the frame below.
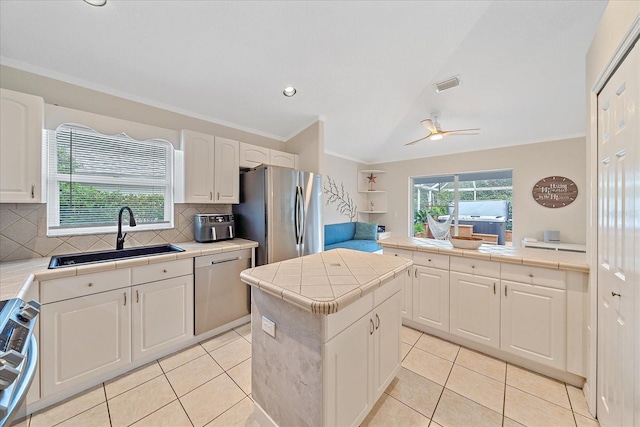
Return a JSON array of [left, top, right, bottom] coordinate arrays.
[[300, 171, 323, 256], [413, 266, 449, 332], [597, 41, 638, 427]]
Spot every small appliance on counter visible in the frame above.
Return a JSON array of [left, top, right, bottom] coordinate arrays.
[[544, 230, 560, 243], [193, 214, 235, 243], [0, 298, 40, 426]]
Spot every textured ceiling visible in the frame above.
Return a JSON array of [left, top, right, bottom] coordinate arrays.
[[0, 1, 607, 164]]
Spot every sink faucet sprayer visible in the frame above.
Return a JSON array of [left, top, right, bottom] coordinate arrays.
[[116, 207, 137, 250]]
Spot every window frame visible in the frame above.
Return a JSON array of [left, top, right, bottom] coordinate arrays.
[[46, 124, 175, 237]]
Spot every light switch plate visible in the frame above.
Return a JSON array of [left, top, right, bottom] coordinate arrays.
[[262, 316, 276, 338]]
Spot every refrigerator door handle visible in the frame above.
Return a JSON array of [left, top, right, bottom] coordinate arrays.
[[294, 186, 301, 244], [298, 185, 305, 245]]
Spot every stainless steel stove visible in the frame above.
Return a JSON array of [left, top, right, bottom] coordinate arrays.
[[0, 297, 39, 426]]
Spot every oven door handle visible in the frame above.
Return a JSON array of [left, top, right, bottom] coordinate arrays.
[[1, 335, 38, 426]]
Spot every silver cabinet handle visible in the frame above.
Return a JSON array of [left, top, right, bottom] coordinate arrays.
[[504, 285, 507, 297], [209, 191, 212, 200], [124, 292, 127, 306], [31, 184, 35, 199], [370, 318, 375, 335], [88, 282, 93, 287], [493, 283, 496, 294], [612, 292, 620, 297], [407, 269, 410, 277], [217, 192, 220, 200], [375, 314, 380, 330], [414, 269, 418, 278], [136, 290, 139, 303]]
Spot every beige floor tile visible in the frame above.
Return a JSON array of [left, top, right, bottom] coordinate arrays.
[[180, 374, 246, 427], [201, 330, 242, 353], [166, 354, 225, 396], [401, 325, 422, 345], [108, 376, 177, 427], [503, 417, 526, 427], [414, 334, 460, 362], [31, 385, 105, 427], [429, 422, 444, 427], [105, 361, 164, 399], [567, 384, 594, 419], [454, 347, 506, 382], [504, 385, 575, 427], [432, 389, 502, 427], [56, 402, 110, 427], [233, 322, 252, 339], [445, 364, 505, 414], [361, 394, 430, 427], [506, 364, 570, 409], [206, 397, 258, 427], [401, 342, 412, 361], [385, 367, 443, 418], [575, 413, 601, 427], [10, 417, 28, 427], [227, 358, 252, 395], [210, 338, 252, 370], [159, 344, 207, 373], [402, 347, 453, 386], [131, 400, 193, 427]]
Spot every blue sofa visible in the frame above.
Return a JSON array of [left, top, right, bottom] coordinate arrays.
[[324, 222, 383, 253]]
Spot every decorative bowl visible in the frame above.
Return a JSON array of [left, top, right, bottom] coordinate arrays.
[[449, 236, 484, 250]]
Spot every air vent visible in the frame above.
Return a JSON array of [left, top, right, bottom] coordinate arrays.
[[434, 76, 461, 92]]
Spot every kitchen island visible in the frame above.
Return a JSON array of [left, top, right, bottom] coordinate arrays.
[[240, 248, 412, 427]]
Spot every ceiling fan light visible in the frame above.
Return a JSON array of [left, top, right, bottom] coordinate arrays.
[[430, 134, 443, 141]]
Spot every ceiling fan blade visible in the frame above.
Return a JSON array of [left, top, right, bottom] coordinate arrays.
[[420, 119, 437, 134], [404, 135, 430, 146], [442, 128, 481, 135]]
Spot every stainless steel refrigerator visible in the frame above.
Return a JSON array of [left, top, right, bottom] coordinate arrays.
[[232, 166, 323, 265]]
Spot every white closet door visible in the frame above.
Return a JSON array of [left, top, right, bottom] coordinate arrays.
[[596, 40, 638, 427]]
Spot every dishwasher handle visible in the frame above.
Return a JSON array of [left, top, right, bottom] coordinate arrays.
[[210, 257, 240, 265]]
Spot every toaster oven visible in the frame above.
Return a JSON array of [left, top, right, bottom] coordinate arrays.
[[193, 214, 235, 243]]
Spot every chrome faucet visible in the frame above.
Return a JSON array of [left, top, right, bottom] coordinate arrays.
[[116, 207, 137, 250]]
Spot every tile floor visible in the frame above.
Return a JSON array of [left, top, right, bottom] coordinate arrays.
[[14, 324, 600, 427]]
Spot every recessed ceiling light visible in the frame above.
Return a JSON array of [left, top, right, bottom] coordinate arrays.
[[84, 0, 107, 6], [283, 87, 297, 97]]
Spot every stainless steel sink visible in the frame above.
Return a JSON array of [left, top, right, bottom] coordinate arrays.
[[48, 244, 185, 269]]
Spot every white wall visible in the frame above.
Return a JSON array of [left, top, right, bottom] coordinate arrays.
[[286, 120, 324, 174], [369, 137, 587, 246], [322, 153, 366, 224]]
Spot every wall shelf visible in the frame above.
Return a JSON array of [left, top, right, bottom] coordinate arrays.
[[357, 170, 387, 215]]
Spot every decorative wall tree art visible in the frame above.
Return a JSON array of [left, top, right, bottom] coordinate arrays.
[[323, 176, 357, 221]]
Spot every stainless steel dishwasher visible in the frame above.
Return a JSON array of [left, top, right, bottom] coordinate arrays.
[[194, 249, 252, 335]]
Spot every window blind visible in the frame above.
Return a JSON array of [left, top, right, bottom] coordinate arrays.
[[47, 124, 174, 235]]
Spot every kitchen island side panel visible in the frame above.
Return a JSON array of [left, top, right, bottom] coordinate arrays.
[[251, 288, 323, 427]]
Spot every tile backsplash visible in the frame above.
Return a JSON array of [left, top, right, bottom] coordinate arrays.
[[0, 203, 231, 262]]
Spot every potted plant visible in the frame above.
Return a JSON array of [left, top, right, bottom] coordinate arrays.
[[414, 222, 425, 237]]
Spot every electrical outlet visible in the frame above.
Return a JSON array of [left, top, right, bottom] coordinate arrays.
[[262, 316, 276, 338]]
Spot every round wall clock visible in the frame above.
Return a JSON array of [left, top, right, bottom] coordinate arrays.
[[532, 176, 578, 208]]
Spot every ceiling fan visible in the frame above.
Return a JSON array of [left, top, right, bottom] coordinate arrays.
[[404, 115, 480, 146]]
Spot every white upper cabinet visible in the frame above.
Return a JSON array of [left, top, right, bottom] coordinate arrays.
[[214, 137, 239, 203], [239, 142, 269, 168], [0, 89, 44, 203], [181, 130, 239, 203], [269, 149, 297, 169]]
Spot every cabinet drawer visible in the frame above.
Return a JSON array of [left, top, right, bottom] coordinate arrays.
[[501, 264, 566, 290], [132, 259, 192, 285], [413, 252, 449, 270], [41, 269, 131, 304], [382, 248, 412, 261], [374, 276, 402, 306], [450, 257, 499, 278]]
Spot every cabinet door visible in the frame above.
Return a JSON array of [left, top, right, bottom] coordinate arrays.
[[400, 267, 413, 320], [413, 266, 450, 332], [181, 130, 214, 203], [0, 89, 44, 203], [501, 280, 565, 370], [214, 137, 239, 203], [132, 275, 194, 361], [41, 289, 131, 397], [239, 142, 269, 168], [450, 272, 500, 348], [324, 314, 373, 427], [373, 292, 401, 399], [269, 150, 296, 168]]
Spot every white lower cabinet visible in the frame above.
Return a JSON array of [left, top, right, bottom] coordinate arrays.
[[41, 288, 131, 397], [413, 266, 450, 332], [132, 275, 194, 361], [324, 291, 400, 427], [501, 280, 565, 370], [449, 271, 500, 348]]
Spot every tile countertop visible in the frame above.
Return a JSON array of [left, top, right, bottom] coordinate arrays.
[[240, 248, 413, 315], [379, 236, 589, 273], [0, 239, 258, 301]]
